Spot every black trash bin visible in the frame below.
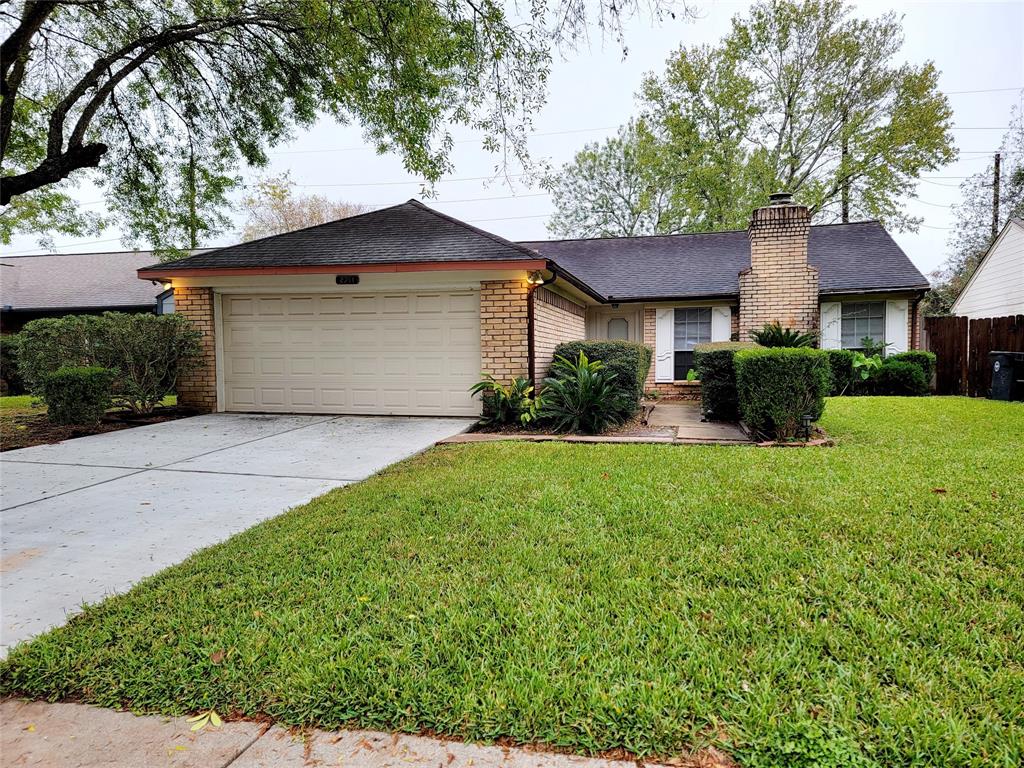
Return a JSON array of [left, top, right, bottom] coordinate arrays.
[[989, 351, 1024, 401]]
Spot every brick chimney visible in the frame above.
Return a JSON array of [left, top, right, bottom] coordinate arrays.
[[738, 192, 819, 339]]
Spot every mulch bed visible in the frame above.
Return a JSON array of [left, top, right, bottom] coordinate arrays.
[[1, 406, 197, 452], [468, 414, 676, 441]]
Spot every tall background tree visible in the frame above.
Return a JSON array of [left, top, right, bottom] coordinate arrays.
[[1, 0, 672, 251], [547, 0, 955, 238], [924, 105, 1024, 315], [240, 172, 368, 241]]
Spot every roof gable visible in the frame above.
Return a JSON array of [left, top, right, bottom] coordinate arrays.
[[148, 200, 540, 273], [951, 217, 1024, 315]]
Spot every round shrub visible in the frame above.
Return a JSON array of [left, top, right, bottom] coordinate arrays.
[[734, 347, 831, 440], [694, 341, 758, 421], [42, 366, 116, 425], [871, 359, 929, 396], [824, 349, 857, 395], [887, 350, 936, 386]]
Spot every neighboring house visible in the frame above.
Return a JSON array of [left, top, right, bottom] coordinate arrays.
[[950, 217, 1024, 319], [0, 250, 174, 333], [139, 194, 929, 416]]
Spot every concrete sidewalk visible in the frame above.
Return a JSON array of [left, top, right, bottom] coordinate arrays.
[[0, 700, 734, 768]]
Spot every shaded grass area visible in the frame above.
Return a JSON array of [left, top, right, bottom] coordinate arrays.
[[1, 397, 1022, 766], [0, 394, 178, 450]]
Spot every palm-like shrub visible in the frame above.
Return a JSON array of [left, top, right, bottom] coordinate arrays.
[[470, 375, 540, 426], [750, 322, 817, 348], [540, 352, 629, 434]]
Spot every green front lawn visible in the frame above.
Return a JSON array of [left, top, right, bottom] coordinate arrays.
[[2, 397, 1021, 767]]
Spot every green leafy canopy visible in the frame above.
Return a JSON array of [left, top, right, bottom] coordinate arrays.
[[547, 0, 956, 237], [1, 1, 669, 251]]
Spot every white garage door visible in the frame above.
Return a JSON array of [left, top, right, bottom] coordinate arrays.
[[221, 291, 481, 416]]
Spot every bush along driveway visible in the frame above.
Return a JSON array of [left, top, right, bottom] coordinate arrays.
[[1, 398, 1021, 767]]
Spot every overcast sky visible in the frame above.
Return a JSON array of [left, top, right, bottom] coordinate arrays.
[[6, 0, 1024, 277]]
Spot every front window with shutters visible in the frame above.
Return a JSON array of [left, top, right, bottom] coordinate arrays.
[[673, 307, 711, 379], [840, 301, 885, 350]]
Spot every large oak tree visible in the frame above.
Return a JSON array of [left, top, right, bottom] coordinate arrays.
[[547, 0, 956, 238], [1, 0, 669, 249]]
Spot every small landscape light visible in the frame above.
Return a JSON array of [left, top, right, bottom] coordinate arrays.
[[801, 414, 813, 441]]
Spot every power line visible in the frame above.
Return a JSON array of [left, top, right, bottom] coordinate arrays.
[[467, 213, 550, 223], [297, 173, 527, 188], [4, 236, 124, 256], [945, 86, 1023, 95], [271, 126, 618, 156], [427, 192, 549, 204]]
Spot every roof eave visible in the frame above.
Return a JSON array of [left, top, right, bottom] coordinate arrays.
[[138, 258, 548, 281], [819, 285, 930, 296]]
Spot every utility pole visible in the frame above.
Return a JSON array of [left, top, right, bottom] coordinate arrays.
[[841, 108, 849, 223], [991, 152, 1001, 241]]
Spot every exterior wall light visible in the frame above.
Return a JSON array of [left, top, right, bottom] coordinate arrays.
[[527, 270, 546, 286], [162, 282, 172, 290]]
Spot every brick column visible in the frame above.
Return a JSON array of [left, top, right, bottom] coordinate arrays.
[[174, 286, 217, 412], [480, 280, 529, 383], [643, 306, 657, 390], [738, 195, 819, 340]]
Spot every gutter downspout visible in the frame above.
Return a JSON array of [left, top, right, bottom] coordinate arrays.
[[527, 283, 537, 385]]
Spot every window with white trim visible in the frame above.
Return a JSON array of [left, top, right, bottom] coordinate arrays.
[[840, 301, 885, 350], [673, 307, 711, 379]]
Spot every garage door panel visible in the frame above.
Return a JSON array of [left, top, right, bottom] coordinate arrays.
[[288, 297, 314, 315], [222, 291, 481, 415], [447, 292, 477, 313]]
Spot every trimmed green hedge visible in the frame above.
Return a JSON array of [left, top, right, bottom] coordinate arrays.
[[824, 349, 857, 396], [734, 347, 831, 440], [552, 341, 652, 414], [42, 366, 116, 425], [694, 342, 758, 421], [871, 360, 929, 396], [887, 351, 936, 386], [0, 333, 26, 395]]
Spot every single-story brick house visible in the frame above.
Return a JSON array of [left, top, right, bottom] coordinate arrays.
[[139, 193, 929, 416]]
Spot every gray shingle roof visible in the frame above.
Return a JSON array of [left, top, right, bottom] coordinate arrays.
[[521, 221, 929, 300], [1, 250, 169, 312], [147, 200, 540, 272]]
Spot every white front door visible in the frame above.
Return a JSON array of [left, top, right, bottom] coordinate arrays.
[[220, 291, 481, 416]]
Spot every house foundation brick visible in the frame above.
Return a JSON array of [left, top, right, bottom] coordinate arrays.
[[480, 280, 530, 383], [532, 287, 586, 379], [173, 286, 217, 412], [738, 199, 819, 340]]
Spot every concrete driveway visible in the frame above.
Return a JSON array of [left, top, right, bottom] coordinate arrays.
[[0, 413, 473, 655]]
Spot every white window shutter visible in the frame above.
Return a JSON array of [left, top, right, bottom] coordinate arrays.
[[885, 300, 909, 354], [655, 308, 674, 382], [820, 302, 842, 349], [711, 306, 731, 342]]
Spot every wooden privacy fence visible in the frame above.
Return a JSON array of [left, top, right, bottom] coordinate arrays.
[[923, 314, 1024, 396]]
